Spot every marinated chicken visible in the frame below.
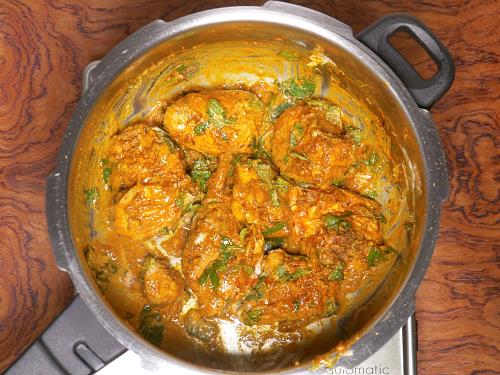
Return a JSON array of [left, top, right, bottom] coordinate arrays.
[[84, 86, 398, 353]]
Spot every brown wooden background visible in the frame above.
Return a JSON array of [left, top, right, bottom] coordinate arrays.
[[0, 0, 498, 373]]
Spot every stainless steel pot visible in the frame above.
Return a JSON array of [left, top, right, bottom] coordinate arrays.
[[7, 2, 453, 374]]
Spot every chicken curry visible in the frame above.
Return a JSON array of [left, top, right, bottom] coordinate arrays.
[[74, 41, 413, 369]]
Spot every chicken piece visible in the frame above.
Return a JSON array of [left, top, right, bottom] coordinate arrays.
[[285, 185, 383, 249], [141, 256, 186, 308], [163, 90, 263, 155], [271, 102, 357, 189], [238, 250, 338, 327], [113, 183, 199, 240], [108, 124, 187, 189], [182, 202, 263, 318], [231, 159, 288, 227]]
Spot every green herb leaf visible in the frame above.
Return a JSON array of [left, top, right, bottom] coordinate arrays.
[[275, 265, 311, 282], [331, 177, 345, 187], [280, 78, 316, 99], [84, 187, 99, 206], [207, 98, 225, 118], [245, 276, 266, 301], [263, 237, 284, 252], [198, 237, 237, 289], [262, 222, 286, 236], [194, 121, 209, 135], [270, 188, 280, 207], [244, 309, 263, 326], [102, 166, 112, 185], [365, 152, 379, 166], [290, 122, 304, 148], [139, 304, 164, 346], [328, 263, 344, 281], [323, 214, 351, 231], [364, 190, 378, 200], [270, 101, 293, 120], [174, 194, 184, 208], [191, 158, 212, 193], [367, 247, 384, 267], [294, 299, 301, 312], [273, 177, 289, 191], [239, 227, 249, 243], [325, 299, 339, 317], [290, 151, 309, 161], [278, 50, 299, 61]]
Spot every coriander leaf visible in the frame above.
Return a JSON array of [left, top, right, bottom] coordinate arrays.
[[280, 78, 316, 99], [264, 237, 284, 252], [323, 214, 351, 231], [278, 50, 299, 61], [365, 152, 379, 166], [290, 122, 304, 148], [194, 121, 209, 135], [207, 98, 225, 118], [270, 188, 280, 207], [328, 263, 344, 281], [290, 151, 309, 161], [102, 166, 112, 185], [262, 222, 286, 236], [364, 190, 378, 200], [270, 102, 293, 120], [139, 304, 164, 346], [244, 309, 263, 326], [325, 299, 339, 317], [84, 187, 99, 206], [331, 177, 345, 187], [367, 247, 384, 267]]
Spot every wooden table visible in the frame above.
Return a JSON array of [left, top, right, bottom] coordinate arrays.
[[0, 1, 498, 373]]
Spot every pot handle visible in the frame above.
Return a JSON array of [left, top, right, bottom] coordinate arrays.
[[357, 13, 454, 109], [5, 296, 125, 375]]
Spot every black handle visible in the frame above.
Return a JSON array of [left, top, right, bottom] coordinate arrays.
[[5, 296, 125, 375], [357, 13, 454, 109]]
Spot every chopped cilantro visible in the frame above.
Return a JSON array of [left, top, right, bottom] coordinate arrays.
[[194, 121, 209, 135], [294, 299, 301, 312], [323, 214, 351, 231], [275, 265, 311, 282], [364, 190, 378, 200], [270, 188, 280, 207], [84, 187, 99, 206], [325, 299, 339, 317], [262, 222, 286, 236], [367, 247, 384, 267], [328, 263, 344, 281], [139, 304, 164, 346], [245, 275, 266, 301], [290, 151, 309, 161], [280, 78, 316, 99], [290, 122, 304, 148], [102, 166, 112, 185], [263, 237, 284, 252], [244, 309, 263, 326], [365, 152, 379, 166], [331, 177, 345, 187], [198, 237, 238, 289], [270, 101, 293, 120], [278, 50, 299, 61]]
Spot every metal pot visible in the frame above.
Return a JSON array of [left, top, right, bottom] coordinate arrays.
[[8, 2, 453, 374]]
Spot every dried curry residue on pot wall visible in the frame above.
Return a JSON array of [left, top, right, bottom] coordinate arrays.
[[68, 41, 415, 370]]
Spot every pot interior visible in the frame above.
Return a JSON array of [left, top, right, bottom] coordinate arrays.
[[68, 20, 424, 371]]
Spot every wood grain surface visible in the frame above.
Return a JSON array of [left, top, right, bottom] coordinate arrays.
[[0, 0, 498, 373]]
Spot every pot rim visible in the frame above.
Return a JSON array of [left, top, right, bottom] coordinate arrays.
[[46, 2, 448, 373]]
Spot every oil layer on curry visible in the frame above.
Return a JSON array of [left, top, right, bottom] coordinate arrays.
[[78, 44, 410, 368]]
